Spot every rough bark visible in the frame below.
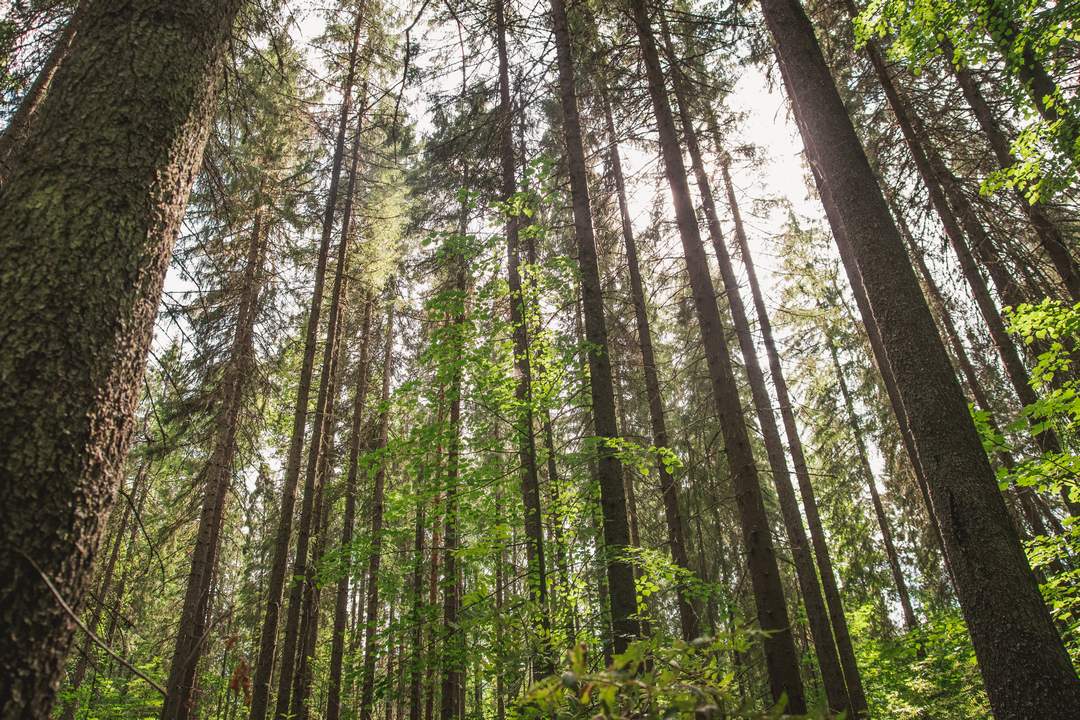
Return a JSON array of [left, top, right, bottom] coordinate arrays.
[[548, 0, 641, 656], [629, 1, 806, 710], [248, 16, 364, 720], [758, 0, 1080, 715], [0, 2, 242, 714], [326, 296, 375, 720], [359, 303, 396, 720], [0, 9, 79, 184]]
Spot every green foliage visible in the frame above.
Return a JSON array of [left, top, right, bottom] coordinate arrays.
[[853, 609, 990, 719], [517, 639, 806, 720]]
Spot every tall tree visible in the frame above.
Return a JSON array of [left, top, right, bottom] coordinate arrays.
[[629, 1, 806, 710], [548, 0, 641, 657], [494, 0, 553, 674], [757, 0, 1080, 715], [326, 295, 374, 720], [248, 14, 365, 719]]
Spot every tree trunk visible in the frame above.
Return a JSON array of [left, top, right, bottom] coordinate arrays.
[[659, 18, 851, 711], [162, 205, 268, 720], [327, 296, 375, 720], [758, 0, 1080, 715], [548, 0, 641, 656], [60, 468, 141, 720], [828, 337, 919, 631], [248, 16, 364, 720], [714, 151, 870, 715], [359, 303, 396, 720], [942, 40, 1079, 299], [494, 0, 553, 676], [629, 2, 806, 710], [408, 472, 428, 720], [288, 69, 374, 720], [0, 1, 242, 714], [600, 86, 698, 643]]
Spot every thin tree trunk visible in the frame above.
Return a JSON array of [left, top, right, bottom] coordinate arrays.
[[658, 17, 850, 711], [714, 151, 870, 716], [494, 0, 553, 676], [359, 303, 396, 720], [600, 86, 698, 643], [248, 16, 364, 720], [289, 67, 374, 720], [548, 0, 641, 655], [942, 39, 1079, 299], [327, 296, 375, 720], [162, 205, 268, 720], [758, 0, 1080, 715], [408, 471, 428, 720], [0, 2, 242, 712], [629, 2, 807, 711], [828, 337, 918, 630]]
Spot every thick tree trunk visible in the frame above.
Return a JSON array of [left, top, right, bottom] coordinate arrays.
[[359, 303, 396, 720], [714, 152, 870, 716], [0, 2, 242, 714], [248, 17, 364, 720], [548, 0, 641, 656], [326, 296, 375, 720], [162, 206, 268, 720], [629, 2, 806, 710], [494, 0, 553, 676], [60, 468, 140, 720], [758, 0, 1080, 716], [601, 87, 698, 643]]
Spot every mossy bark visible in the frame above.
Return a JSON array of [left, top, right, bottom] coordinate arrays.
[[0, 1, 242, 715]]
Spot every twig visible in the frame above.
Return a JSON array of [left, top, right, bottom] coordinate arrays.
[[15, 548, 167, 697]]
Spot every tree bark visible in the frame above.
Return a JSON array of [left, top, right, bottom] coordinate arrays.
[[758, 0, 1080, 715], [629, 2, 806, 710], [548, 0, 641, 656], [326, 296, 375, 720], [0, 8, 79, 184], [0, 1, 242, 714], [248, 15, 364, 720]]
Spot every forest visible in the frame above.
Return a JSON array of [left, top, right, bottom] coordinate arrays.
[[2, 0, 1080, 717]]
